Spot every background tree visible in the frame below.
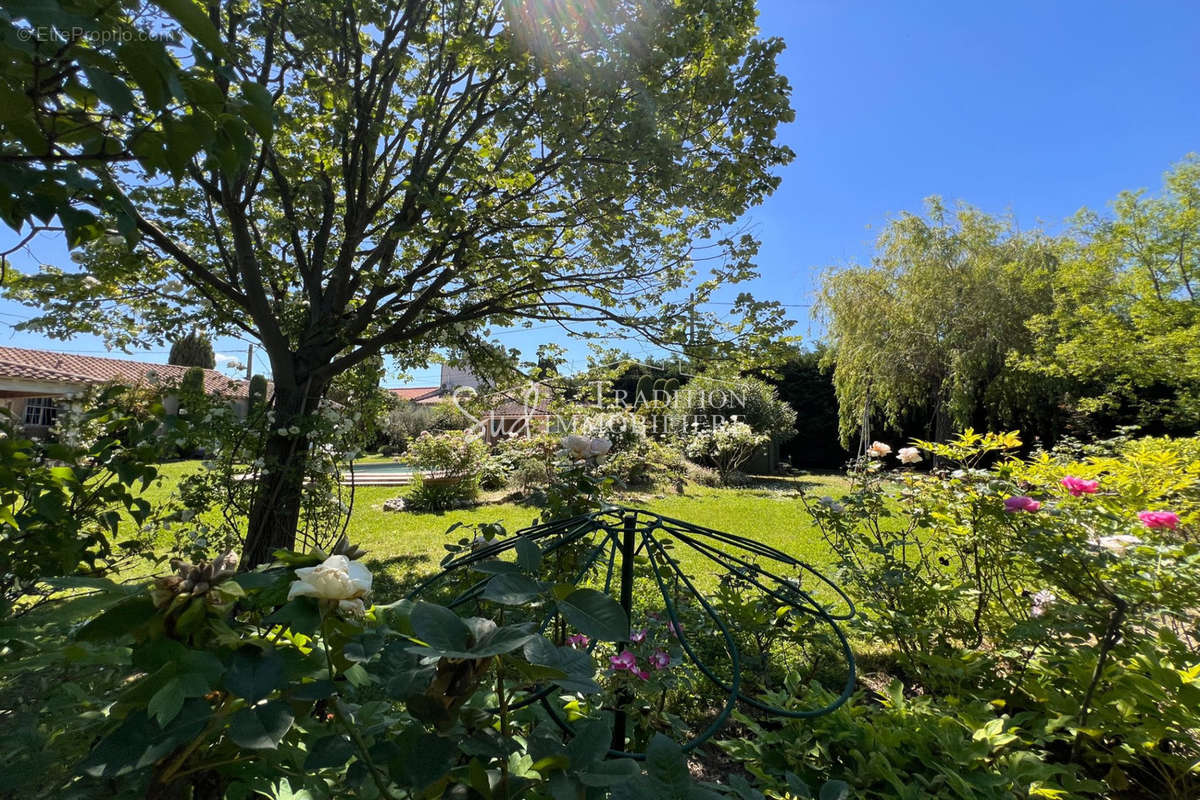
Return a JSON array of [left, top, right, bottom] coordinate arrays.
[[757, 347, 847, 469], [4, 0, 796, 564], [673, 370, 797, 440], [168, 330, 216, 369], [1021, 155, 1200, 434], [818, 200, 1064, 450]]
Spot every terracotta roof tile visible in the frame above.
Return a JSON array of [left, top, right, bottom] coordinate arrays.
[[387, 386, 443, 403], [0, 346, 253, 398]]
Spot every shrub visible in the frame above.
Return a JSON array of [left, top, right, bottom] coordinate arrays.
[[0, 389, 168, 613], [404, 431, 487, 510], [602, 440, 687, 492], [670, 373, 797, 442], [2, 539, 718, 798], [682, 459, 722, 487], [804, 430, 1200, 797], [576, 410, 647, 453], [405, 430, 486, 477], [685, 420, 768, 482]]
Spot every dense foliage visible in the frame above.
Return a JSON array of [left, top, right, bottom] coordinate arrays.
[[752, 431, 1200, 798], [169, 331, 217, 369], [819, 156, 1200, 447]]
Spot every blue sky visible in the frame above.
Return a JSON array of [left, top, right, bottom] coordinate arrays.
[[2, 0, 1197, 386]]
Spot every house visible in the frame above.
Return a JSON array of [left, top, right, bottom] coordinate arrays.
[[0, 346, 254, 437], [386, 364, 554, 443]]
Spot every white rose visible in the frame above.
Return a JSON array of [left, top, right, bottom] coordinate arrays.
[[588, 437, 612, 456], [866, 441, 892, 458], [288, 425, 301, 435], [897, 447, 922, 464], [288, 555, 373, 603], [562, 434, 591, 460]]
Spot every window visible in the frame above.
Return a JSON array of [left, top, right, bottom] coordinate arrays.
[[23, 397, 57, 427]]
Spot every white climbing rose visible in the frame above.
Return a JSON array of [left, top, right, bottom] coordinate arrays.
[[288, 555, 372, 605], [897, 447, 922, 464], [562, 434, 592, 460]]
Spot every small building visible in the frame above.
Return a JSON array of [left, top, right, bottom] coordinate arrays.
[[0, 346, 254, 438]]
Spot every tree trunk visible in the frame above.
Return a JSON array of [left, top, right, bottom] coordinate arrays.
[[242, 375, 329, 568]]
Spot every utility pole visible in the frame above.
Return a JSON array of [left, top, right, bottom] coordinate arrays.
[[245, 343, 254, 381]]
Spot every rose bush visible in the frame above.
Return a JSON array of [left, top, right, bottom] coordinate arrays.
[[2, 530, 732, 799], [795, 429, 1200, 798], [685, 420, 768, 483]]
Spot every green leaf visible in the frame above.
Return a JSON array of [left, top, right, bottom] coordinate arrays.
[[470, 622, 537, 657], [643, 733, 691, 796], [390, 726, 457, 789], [147, 672, 209, 726], [818, 781, 851, 800], [76, 594, 156, 641], [481, 573, 543, 605], [469, 560, 524, 575], [229, 700, 294, 750], [523, 636, 601, 694], [240, 82, 274, 139], [410, 601, 471, 652], [556, 588, 629, 642], [80, 699, 211, 777], [150, 0, 228, 58], [579, 758, 640, 787], [304, 733, 355, 770], [263, 596, 321, 635], [224, 648, 285, 703], [515, 537, 542, 572], [566, 718, 612, 767], [82, 66, 135, 114]]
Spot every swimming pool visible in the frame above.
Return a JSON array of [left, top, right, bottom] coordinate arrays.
[[344, 461, 414, 474], [339, 461, 417, 485]]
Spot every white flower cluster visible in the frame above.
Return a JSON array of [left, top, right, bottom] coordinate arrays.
[[561, 434, 612, 462]]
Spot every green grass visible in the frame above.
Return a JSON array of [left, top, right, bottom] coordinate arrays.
[[135, 462, 849, 601]]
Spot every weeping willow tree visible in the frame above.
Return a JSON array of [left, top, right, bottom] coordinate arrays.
[[818, 199, 1064, 449]]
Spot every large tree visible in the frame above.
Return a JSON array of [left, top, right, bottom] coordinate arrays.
[[818, 200, 1064, 449], [3, 0, 795, 564], [1022, 155, 1200, 433]]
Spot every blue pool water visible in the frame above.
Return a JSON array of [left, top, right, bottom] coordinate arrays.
[[344, 461, 414, 474]]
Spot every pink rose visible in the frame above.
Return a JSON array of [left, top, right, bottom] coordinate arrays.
[[1004, 495, 1041, 513], [567, 633, 590, 648], [1060, 476, 1099, 496], [1137, 510, 1179, 530], [649, 650, 671, 670], [610, 650, 638, 672]]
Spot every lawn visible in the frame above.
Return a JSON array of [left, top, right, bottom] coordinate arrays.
[[141, 461, 849, 601]]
